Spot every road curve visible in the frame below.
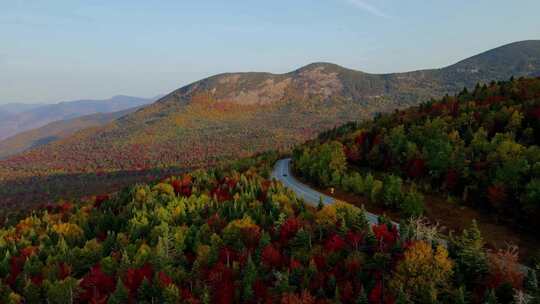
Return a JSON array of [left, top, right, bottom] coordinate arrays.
[[271, 159, 534, 271], [271, 158, 380, 225]]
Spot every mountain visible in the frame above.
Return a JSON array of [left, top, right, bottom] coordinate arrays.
[[0, 103, 43, 123], [1, 40, 539, 208], [0, 102, 43, 114], [0, 106, 145, 159], [292, 76, 540, 256], [0, 95, 156, 141]]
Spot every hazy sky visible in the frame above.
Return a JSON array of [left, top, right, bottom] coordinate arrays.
[[1, 0, 539, 104]]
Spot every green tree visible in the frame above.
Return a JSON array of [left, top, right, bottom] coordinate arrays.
[[387, 125, 410, 164], [455, 286, 468, 304], [242, 255, 258, 301], [395, 287, 409, 304], [523, 179, 540, 212], [108, 279, 129, 304], [138, 277, 158, 302], [450, 220, 488, 288], [355, 287, 368, 304], [382, 175, 402, 208], [484, 289, 499, 304], [162, 285, 180, 304], [525, 269, 538, 294], [44, 277, 79, 304], [401, 186, 424, 218], [23, 281, 42, 304]]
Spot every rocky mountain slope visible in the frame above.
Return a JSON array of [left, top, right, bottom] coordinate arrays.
[[1, 40, 539, 208]]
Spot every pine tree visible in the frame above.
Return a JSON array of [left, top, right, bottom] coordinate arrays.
[[291, 228, 312, 249], [138, 277, 157, 302], [242, 255, 258, 301], [0, 251, 10, 278], [451, 220, 488, 287], [44, 277, 79, 304], [525, 269, 538, 293], [355, 287, 368, 304], [201, 285, 211, 304], [455, 286, 468, 304], [484, 289, 499, 304], [318, 196, 324, 210], [334, 285, 342, 304], [23, 281, 42, 304], [162, 285, 180, 304], [395, 287, 408, 304], [108, 279, 129, 304]]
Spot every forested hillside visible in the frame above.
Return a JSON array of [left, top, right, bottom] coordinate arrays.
[[0, 154, 534, 304], [293, 77, 540, 251], [0, 106, 146, 159], [1, 40, 540, 211]]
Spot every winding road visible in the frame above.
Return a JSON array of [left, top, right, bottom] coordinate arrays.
[[271, 159, 535, 272], [271, 158, 380, 225]]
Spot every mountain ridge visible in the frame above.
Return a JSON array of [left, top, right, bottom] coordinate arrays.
[[152, 40, 540, 108], [1, 40, 540, 209], [0, 105, 146, 159], [0, 95, 157, 141]]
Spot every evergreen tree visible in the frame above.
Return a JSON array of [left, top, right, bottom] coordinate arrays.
[[355, 287, 368, 304], [318, 196, 324, 210], [395, 287, 409, 304], [455, 286, 468, 304], [162, 285, 180, 304], [137, 277, 157, 303], [484, 289, 499, 304], [291, 228, 312, 249], [44, 277, 79, 304], [0, 251, 10, 278], [525, 269, 539, 293], [334, 286, 342, 304], [23, 281, 42, 304], [108, 279, 129, 304], [242, 255, 258, 301], [450, 220, 488, 287]]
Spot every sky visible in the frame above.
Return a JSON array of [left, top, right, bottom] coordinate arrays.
[[1, 0, 539, 104]]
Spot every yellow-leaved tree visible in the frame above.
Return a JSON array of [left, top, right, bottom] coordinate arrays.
[[390, 241, 453, 303]]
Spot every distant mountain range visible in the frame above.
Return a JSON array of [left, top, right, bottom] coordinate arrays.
[[1, 40, 540, 208], [0, 106, 146, 159], [0, 103, 43, 115], [0, 95, 158, 141]]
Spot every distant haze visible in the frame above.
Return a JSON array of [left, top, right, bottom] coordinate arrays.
[[0, 95, 156, 141], [1, 0, 539, 103]]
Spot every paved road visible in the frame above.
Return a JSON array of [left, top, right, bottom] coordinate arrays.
[[271, 158, 380, 225], [271, 159, 534, 272]]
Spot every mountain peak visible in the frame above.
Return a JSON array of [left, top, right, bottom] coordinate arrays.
[[295, 62, 350, 73], [449, 40, 540, 73]]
